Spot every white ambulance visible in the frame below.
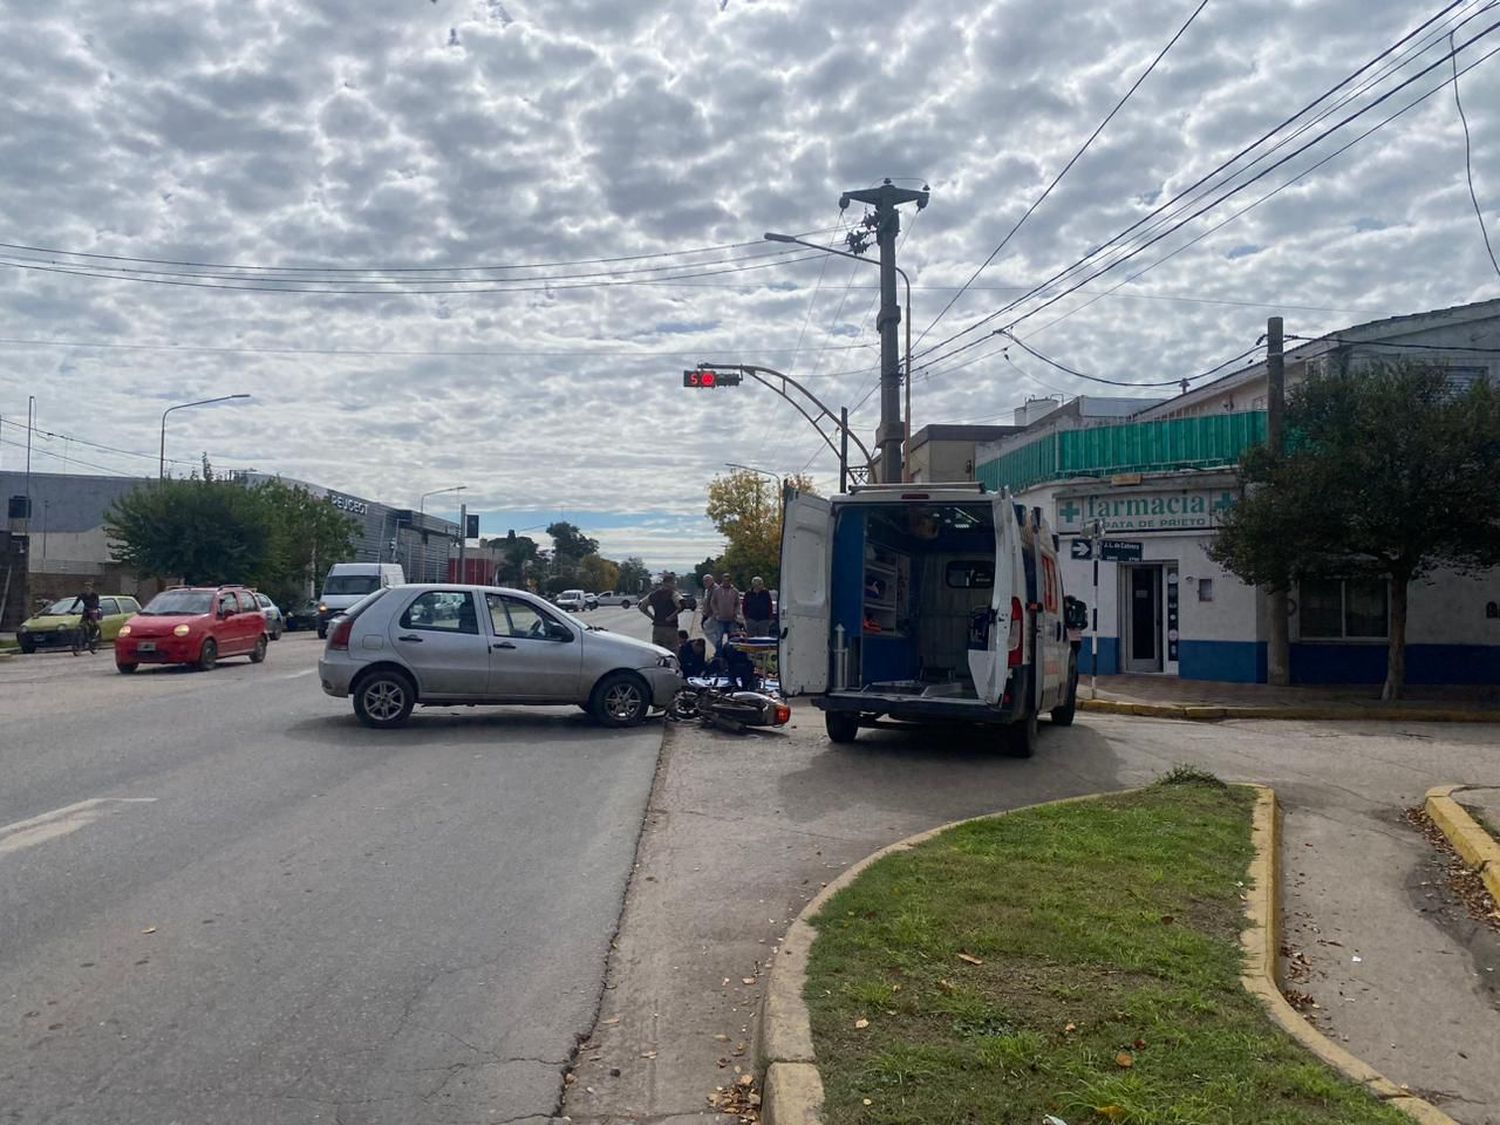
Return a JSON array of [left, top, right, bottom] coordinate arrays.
[[778, 482, 1083, 757]]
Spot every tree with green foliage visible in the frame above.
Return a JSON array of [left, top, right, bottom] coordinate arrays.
[[106, 477, 356, 604], [615, 556, 651, 595], [705, 470, 815, 589], [546, 521, 599, 563], [485, 532, 540, 587], [1208, 361, 1500, 699]]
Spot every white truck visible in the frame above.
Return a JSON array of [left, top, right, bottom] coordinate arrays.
[[778, 482, 1082, 757]]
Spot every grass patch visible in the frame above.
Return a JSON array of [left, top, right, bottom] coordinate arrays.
[[804, 782, 1408, 1124]]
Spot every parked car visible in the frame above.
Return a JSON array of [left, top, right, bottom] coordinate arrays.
[[284, 598, 320, 632], [17, 594, 142, 653], [253, 592, 285, 640], [318, 562, 405, 638], [597, 590, 634, 608], [317, 583, 683, 729], [115, 586, 270, 673], [555, 589, 589, 613]]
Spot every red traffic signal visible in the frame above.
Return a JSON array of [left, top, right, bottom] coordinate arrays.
[[682, 369, 742, 388]]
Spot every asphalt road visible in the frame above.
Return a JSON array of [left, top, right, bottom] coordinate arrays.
[[0, 603, 662, 1125]]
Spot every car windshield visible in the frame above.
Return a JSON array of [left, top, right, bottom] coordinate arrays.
[[42, 597, 82, 615], [140, 590, 215, 616], [323, 575, 381, 595]]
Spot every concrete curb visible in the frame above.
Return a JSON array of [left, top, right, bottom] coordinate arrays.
[[1423, 785, 1500, 904], [758, 784, 1456, 1125], [1079, 698, 1500, 724], [1239, 786, 1457, 1124]]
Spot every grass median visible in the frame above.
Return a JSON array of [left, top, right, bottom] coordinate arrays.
[[804, 772, 1407, 1124]]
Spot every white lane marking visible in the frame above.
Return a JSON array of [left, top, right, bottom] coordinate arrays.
[[278, 668, 317, 680], [0, 798, 158, 858]]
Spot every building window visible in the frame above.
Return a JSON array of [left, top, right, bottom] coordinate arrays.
[[1197, 578, 1213, 602], [1299, 578, 1388, 640]]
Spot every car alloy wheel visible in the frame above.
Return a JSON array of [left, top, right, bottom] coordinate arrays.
[[592, 671, 649, 727], [249, 635, 268, 664], [196, 638, 218, 672], [354, 670, 415, 728]]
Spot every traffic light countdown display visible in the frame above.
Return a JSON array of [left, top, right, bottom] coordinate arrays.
[[682, 369, 743, 388]]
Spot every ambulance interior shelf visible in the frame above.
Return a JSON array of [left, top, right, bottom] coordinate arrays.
[[862, 554, 908, 636]]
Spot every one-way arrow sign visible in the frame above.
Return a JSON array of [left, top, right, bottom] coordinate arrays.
[[1070, 539, 1094, 561]]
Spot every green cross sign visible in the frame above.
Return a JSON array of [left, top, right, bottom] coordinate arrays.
[[1058, 499, 1082, 523]]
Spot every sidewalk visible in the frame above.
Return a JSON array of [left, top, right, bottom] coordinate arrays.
[[1082, 673, 1500, 721], [561, 705, 1500, 1124]]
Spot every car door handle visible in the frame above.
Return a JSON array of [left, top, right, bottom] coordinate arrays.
[[397, 634, 424, 643], [492, 641, 516, 650]]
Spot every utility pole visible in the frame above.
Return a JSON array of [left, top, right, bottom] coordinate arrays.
[[1265, 316, 1290, 686], [458, 502, 468, 583], [838, 179, 928, 482], [840, 407, 850, 493]]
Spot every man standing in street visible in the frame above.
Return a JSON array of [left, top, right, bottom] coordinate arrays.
[[696, 573, 716, 639], [743, 576, 773, 638], [639, 573, 683, 651], [705, 572, 741, 656]]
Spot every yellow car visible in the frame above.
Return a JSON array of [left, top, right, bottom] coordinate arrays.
[[17, 595, 144, 653]]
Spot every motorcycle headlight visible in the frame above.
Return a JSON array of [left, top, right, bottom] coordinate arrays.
[[173, 624, 191, 637], [118, 625, 132, 636], [317, 603, 328, 613]]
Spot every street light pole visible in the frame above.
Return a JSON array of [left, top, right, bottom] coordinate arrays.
[[765, 230, 916, 480], [159, 394, 251, 481], [725, 462, 783, 522], [417, 485, 466, 583]]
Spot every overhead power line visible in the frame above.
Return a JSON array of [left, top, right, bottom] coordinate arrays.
[[912, 0, 1488, 366], [0, 417, 199, 466], [916, 0, 1211, 349], [914, 18, 1500, 375], [999, 335, 1266, 389], [0, 228, 839, 275], [1450, 29, 1500, 278]]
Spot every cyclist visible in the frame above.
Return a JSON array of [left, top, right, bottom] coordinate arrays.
[[70, 581, 103, 654]]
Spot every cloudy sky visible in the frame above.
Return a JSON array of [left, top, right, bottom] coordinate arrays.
[[2, 0, 1497, 570]]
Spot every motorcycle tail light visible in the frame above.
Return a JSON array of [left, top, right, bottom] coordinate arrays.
[[774, 703, 791, 725]]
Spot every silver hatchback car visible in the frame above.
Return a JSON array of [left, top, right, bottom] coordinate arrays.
[[318, 584, 682, 729]]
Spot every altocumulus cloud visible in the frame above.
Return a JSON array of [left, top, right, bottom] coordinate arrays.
[[1, 0, 1496, 570]]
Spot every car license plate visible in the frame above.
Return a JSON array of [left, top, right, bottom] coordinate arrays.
[[138, 641, 157, 652]]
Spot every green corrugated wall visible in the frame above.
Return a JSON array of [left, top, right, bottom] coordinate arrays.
[[977, 411, 1267, 492]]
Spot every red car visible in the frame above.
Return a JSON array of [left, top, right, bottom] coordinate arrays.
[[115, 585, 270, 673]]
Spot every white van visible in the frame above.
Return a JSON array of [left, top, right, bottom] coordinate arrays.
[[779, 483, 1082, 757], [317, 562, 405, 637]]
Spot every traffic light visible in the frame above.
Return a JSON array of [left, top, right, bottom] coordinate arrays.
[[682, 368, 742, 388], [465, 514, 480, 538]]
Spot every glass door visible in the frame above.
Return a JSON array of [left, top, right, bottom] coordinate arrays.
[[1123, 565, 1162, 673]]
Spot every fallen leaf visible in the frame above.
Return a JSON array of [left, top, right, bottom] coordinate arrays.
[[741, 977, 756, 986], [601, 1016, 621, 1025], [1098, 1105, 1127, 1122], [141, 927, 157, 935], [1160, 915, 1175, 925], [640, 1051, 657, 1059], [564, 1072, 577, 1085], [853, 1017, 870, 1030], [1133, 1038, 1147, 1049], [863, 1098, 873, 1106], [1064, 1022, 1077, 1034], [714, 1033, 731, 1041], [957, 952, 984, 966], [937, 978, 956, 994], [1115, 1051, 1135, 1069], [738, 1073, 754, 1087]]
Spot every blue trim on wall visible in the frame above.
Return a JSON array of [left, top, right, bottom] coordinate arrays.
[[1291, 643, 1500, 685], [1080, 636, 1120, 676], [1178, 640, 1265, 683]]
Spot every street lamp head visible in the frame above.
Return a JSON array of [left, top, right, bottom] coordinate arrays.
[[763, 231, 794, 244]]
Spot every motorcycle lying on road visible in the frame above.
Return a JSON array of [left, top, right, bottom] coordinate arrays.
[[668, 684, 791, 734]]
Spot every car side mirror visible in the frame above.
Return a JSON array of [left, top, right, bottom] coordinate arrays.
[[546, 621, 572, 642], [1064, 598, 1089, 630]]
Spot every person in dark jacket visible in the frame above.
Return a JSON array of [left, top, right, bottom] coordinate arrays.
[[742, 576, 773, 637], [676, 630, 707, 678]]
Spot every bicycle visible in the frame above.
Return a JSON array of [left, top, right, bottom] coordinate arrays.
[[71, 611, 102, 656]]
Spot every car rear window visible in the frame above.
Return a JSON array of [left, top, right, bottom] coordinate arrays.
[[141, 590, 215, 616]]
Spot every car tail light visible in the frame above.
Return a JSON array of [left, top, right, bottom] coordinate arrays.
[[329, 616, 354, 651], [1007, 597, 1024, 667]]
